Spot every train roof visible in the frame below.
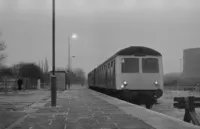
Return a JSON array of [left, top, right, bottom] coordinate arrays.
[[116, 46, 162, 56]]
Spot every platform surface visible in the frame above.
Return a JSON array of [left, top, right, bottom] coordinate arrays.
[[91, 87, 200, 129], [6, 85, 200, 129], [7, 85, 156, 129]]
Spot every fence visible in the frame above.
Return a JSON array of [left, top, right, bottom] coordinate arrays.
[[0, 80, 16, 92], [0, 80, 50, 92], [164, 86, 200, 91]]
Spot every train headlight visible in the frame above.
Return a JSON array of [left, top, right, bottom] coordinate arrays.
[[123, 81, 128, 86], [121, 81, 128, 89], [154, 81, 159, 86]]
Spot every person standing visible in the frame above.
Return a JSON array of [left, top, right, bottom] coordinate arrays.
[[66, 75, 71, 89], [17, 78, 23, 90]]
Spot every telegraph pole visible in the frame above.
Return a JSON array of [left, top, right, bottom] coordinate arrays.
[[51, 0, 57, 107]]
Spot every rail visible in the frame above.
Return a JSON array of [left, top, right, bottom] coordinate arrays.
[[174, 96, 200, 126]]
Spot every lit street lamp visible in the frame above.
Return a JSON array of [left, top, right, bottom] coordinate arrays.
[[68, 33, 78, 72], [67, 34, 77, 89]]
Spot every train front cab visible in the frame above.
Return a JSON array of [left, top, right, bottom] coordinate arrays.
[[115, 55, 164, 109]]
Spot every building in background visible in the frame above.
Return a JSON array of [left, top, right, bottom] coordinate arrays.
[[182, 48, 200, 85], [50, 70, 67, 90]]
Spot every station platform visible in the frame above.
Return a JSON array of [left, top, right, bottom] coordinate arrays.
[[7, 85, 200, 129]]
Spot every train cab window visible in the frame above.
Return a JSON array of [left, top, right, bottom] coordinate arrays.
[[142, 58, 159, 73], [121, 58, 139, 73]]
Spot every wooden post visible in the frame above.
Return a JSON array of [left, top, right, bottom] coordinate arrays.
[[174, 96, 200, 126], [25, 77, 28, 90]]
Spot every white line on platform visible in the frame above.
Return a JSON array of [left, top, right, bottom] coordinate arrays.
[[114, 123, 119, 129], [63, 112, 68, 116], [64, 124, 67, 129], [48, 119, 53, 125], [96, 120, 100, 125], [106, 116, 111, 120], [101, 111, 105, 114], [52, 114, 56, 118]]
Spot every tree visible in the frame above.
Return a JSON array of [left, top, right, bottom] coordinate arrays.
[[18, 63, 45, 89], [0, 31, 7, 64], [44, 57, 49, 73], [0, 66, 13, 93], [19, 63, 44, 79], [0, 42, 6, 62], [43, 57, 49, 83], [72, 68, 86, 84], [0, 67, 13, 77], [9, 62, 46, 89], [11, 63, 24, 78], [41, 60, 44, 73], [0, 65, 13, 81]]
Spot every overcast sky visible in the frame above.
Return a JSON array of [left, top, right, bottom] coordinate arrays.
[[0, 0, 200, 74]]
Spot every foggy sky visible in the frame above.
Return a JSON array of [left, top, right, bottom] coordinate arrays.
[[0, 0, 200, 74]]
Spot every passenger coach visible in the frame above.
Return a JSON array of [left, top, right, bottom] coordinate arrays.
[[88, 46, 163, 108]]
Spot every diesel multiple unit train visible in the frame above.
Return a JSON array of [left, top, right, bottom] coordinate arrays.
[[88, 46, 164, 108]]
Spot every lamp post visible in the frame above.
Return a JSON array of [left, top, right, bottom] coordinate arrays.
[[177, 59, 182, 96], [51, 0, 56, 107], [68, 34, 77, 72], [71, 56, 75, 69], [67, 34, 77, 88]]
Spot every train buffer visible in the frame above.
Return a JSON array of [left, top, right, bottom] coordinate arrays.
[[174, 96, 200, 126]]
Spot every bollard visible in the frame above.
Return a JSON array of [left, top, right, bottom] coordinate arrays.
[[51, 76, 57, 106]]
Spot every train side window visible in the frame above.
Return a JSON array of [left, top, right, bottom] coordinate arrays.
[[113, 60, 115, 74], [121, 58, 139, 73], [142, 58, 159, 73], [111, 61, 114, 77]]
